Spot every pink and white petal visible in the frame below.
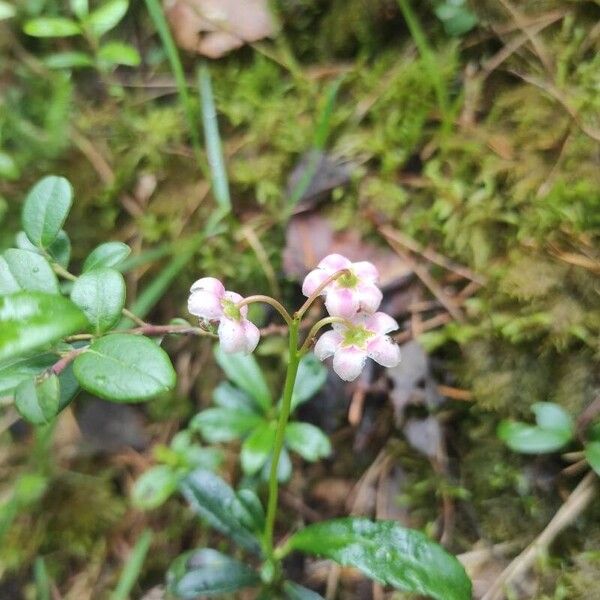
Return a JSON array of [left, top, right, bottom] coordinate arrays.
[[301, 268, 330, 297], [314, 330, 342, 360], [332, 346, 367, 382], [367, 335, 401, 368], [325, 287, 360, 318], [190, 277, 225, 297], [188, 290, 223, 320], [318, 253, 352, 273], [242, 319, 260, 354], [223, 290, 248, 318], [358, 283, 383, 313], [218, 318, 248, 354], [365, 311, 399, 334], [352, 261, 379, 282]]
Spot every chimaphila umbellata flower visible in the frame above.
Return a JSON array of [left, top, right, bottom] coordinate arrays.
[[314, 312, 401, 381], [188, 277, 259, 354], [302, 253, 382, 318]]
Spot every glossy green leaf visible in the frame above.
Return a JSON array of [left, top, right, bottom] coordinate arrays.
[[85, 0, 128, 37], [1, 249, 59, 294], [0, 292, 88, 362], [73, 334, 176, 402], [214, 346, 271, 412], [0, 1, 16, 20], [83, 241, 131, 272], [261, 446, 292, 483], [179, 469, 260, 553], [24, 17, 81, 37], [190, 408, 262, 443], [241, 421, 276, 476], [132, 465, 179, 509], [14, 374, 60, 425], [285, 422, 331, 462], [70, 0, 88, 18], [290, 353, 327, 411], [0, 352, 56, 397], [57, 362, 80, 410], [16, 230, 71, 269], [282, 518, 471, 600], [284, 581, 325, 600], [585, 442, 600, 476], [531, 402, 574, 433], [98, 41, 140, 66], [212, 381, 256, 412], [236, 488, 265, 533], [167, 548, 259, 599], [22, 176, 73, 248], [70, 268, 125, 333], [44, 51, 94, 69]]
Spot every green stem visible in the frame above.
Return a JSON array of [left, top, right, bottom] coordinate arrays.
[[263, 318, 301, 561]]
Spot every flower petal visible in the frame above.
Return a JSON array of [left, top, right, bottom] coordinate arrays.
[[333, 346, 367, 381], [367, 335, 401, 368], [190, 277, 225, 297], [188, 290, 223, 320], [357, 283, 383, 313], [242, 319, 260, 353], [218, 318, 248, 353], [365, 312, 399, 334], [318, 253, 352, 273], [223, 290, 248, 318], [352, 261, 379, 282], [302, 268, 330, 297], [325, 287, 360, 318], [314, 330, 342, 360]]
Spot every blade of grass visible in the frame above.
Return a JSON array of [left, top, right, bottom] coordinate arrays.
[[34, 557, 51, 600], [111, 529, 153, 600]]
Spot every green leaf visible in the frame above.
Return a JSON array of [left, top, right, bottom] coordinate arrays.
[[585, 442, 600, 476], [132, 465, 179, 509], [167, 549, 259, 599], [14, 374, 60, 425], [241, 421, 276, 476], [0, 352, 56, 397], [97, 41, 140, 67], [70, 0, 88, 18], [214, 346, 271, 413], [532, 402, 574, 433], [282, 518, 471, 600], [0, 292, 88, 362], [0, 151, 19, 179], [212, 381, 257, 412], [1, 249, 59, 294], [16, 230, 71, 269], [0, 1, 16, 20], [70, 268, 125, 334], [57, 362, 80, 410], [190, 408, 262, 443], [236, 488, 265, 533], [261, 446, 292, 483], [83, 241, 131, 272], [290, 353, 327, 411], [44, 51, 94, 69], [179, 469, 260, 553], [24, 17, 82, 37], [22, 176, 73, 248], [85, 0, 128, 37], [73, 334, 176, 402], [284, 581, 325, 600], [588, 422, 600, 442], [285, 422, 331, 462]]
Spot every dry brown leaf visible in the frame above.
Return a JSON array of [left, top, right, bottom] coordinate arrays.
[[164, 0, 276, 58]]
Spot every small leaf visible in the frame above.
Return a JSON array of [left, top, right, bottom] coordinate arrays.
[[85, 0, 128, 37], [70, 268, 125, 334], [97, 41, 140, 67], [261, 446, 292, 483], [531, 402, 574, 433], [215, 345, 271, 412], [44, 51, 94, 69], [167, 548, 260, 599], [241, 421, 276, 476], [0, 151, 19, 179], [70, 0, 88, 18], [14, 374, 60, 425], [179, 469, 260, 553], [213, 381, 257, 412], [132, 465, 179, 509], [73, 334, 176, 402], [236, 488, 265, 532], [284, 581, 325, 600], [16, 230, 71, 269], [0, 292, 88, 362], [1, 249, 59, 294], [191, 408, 262, 443], [282, 518, 471, 600], [0, 352, 56, 397], [585, 442, 600, 476], [24, 17, 82, 37], [290, 353, 327, 411], [22, 176, 73, 248], [285, 422, 331, 462], [83, 241, 131, 272]]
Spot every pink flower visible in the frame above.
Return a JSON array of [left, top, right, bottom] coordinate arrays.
[[314, 312, 400, 381], [302, 254, 382, 318], [188, 277, 259, 354]]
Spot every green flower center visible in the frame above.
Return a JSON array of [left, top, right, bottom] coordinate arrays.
[[337, 270, 359, 288], [222, 298, 242, 320], [341, 324, 374, 348]]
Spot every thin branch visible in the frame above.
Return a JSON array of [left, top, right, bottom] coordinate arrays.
[[236, 295, 292, 326]]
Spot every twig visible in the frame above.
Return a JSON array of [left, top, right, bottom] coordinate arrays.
[[52, 348, 87, 375]]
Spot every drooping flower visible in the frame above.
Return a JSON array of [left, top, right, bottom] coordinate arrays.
[[314, 312, 400, 381], [188, 277, 259, 354], [302, 254, 382, 318]]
